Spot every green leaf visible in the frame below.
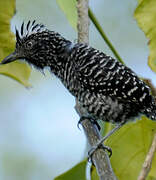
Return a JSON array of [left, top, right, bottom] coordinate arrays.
[[103, 117, 156, 180], [91, 167, 99, 180], [56, 0, 77, 30], [55, 118, 156, 180], [0, 0, 31, 87], [134, 0, 156, 73], [54, 160, 87, 180], [138, 0, 144, 5]]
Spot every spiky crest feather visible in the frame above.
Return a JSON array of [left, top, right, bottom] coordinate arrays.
[[15, 20, 47, 42]]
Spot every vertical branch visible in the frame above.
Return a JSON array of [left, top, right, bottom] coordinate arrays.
[[75, 0, 117, 179], [138, 133, 156, 180], [137, 78, 156, 180], [77, 0, 89, 44]]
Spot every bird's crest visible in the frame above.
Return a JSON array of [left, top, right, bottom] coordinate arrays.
[[15, 20, 47, 44]]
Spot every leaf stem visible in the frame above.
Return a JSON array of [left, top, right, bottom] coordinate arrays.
[[88, 8, 124, 64]]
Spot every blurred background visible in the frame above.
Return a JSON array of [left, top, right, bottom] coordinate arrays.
[[0, 0, 156, 179]]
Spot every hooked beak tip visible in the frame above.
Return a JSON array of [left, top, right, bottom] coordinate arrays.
[[0, 52, 18, 65]]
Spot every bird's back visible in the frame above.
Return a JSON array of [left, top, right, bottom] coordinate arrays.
[[65, 43, 156, 123], [1, 21, 156, 124]]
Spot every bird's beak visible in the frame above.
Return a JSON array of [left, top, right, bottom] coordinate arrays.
[[0, 51, 19, 65]]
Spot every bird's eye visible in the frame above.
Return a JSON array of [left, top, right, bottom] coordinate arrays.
[[26, 41, 33, 49]]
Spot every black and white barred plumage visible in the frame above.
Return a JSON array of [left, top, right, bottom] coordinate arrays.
[[1, 21, 156, 125]]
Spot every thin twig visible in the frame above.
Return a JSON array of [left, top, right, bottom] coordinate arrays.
[[143, 78, 156, 97], [76, 0, 117, 179], [138, 133, 156, 180], [138, 78, 156, 180], [77, 0, 89, 44], [88, 8, 124, 64]]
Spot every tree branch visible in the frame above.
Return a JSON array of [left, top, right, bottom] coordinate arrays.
[[137, 78, 156, 180], [138, 133, 156, 180], [143, 78, 156, 97], [77, 0, 89, 44], [76, 0, 117, 179]]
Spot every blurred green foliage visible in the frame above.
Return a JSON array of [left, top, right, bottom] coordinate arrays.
[[0, 0, 31, 87], [54, 160, 87, 180], [55, 118, 156, 180], [105, 117, 156, 179], [134, 0, 156, 73], [1, 150, 53, 180], [57, 0, 77, 30]]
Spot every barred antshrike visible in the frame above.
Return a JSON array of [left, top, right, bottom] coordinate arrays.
[[1, 21, 156, 155]]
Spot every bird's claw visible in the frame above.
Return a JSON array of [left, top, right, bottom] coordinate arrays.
[[77, 116, 101, 131], [77, 116, 87, 130], [88, 143, 112, 164], [77, 119, 81, 130]]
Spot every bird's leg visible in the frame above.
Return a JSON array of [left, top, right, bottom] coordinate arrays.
[[77, 116, 101, 131], [75, 101, 101, 130], [88, 121, 125, 161]]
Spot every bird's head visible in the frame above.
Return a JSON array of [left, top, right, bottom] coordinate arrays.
[[1, 21, 72, 70]]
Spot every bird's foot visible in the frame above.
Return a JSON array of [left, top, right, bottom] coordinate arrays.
[[88, 142, 112, 164], [87, 121, 125, 163], [77, 116, 101, 130]]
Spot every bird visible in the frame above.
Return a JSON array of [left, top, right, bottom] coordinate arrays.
[[1, 21, 156, 156]]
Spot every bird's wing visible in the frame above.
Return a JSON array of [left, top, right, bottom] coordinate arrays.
[[74, 48, 151, 105]]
